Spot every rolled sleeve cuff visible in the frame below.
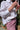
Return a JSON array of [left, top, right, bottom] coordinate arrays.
[[7, 9, 9, 13]]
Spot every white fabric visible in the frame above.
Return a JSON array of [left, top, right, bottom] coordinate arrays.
[[0, 10, 9, 17], [6, 0, 11, 2], [0, 1, 17, 25], [1, 1, 5, 9], [2, 18, 7, 25]]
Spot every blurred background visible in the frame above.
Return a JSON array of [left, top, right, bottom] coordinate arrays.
[[0, 0, 20, 30]]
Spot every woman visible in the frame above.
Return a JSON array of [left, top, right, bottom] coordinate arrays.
[[0, 0, 19, 30], [6, 0, 19, 30]]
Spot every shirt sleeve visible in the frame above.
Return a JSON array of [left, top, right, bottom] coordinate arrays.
[[1, 1, 5, 9], [0, 1, 9, 17], [0, 9, 9, 16]]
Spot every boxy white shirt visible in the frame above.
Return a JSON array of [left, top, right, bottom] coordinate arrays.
[[0, 0, 17, 25]]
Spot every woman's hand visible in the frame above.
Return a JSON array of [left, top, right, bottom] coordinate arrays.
[[15, 5, 20, 12], [16, 5, 20, 9]]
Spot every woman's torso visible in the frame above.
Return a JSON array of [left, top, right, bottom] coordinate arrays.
[[1, 1, 17, 23]]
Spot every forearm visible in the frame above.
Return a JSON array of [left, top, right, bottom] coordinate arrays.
[[8, 1, 18, 11]]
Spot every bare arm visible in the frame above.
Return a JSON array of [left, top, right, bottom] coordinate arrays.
[[8, 1, 18, 11]]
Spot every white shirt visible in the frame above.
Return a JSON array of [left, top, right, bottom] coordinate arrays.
[[0, 1, 17, 25]]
